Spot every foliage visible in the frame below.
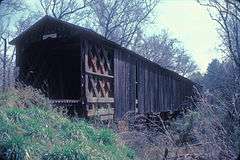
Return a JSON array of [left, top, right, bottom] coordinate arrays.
[[169, 111, 199, 146], [119, 92, 240, 159], [201, 58, 240, 107], [0, 87, 134, 160], [166, 94, 240, 159], [192, 97, 240, 159], [188, 71, 204, 85]]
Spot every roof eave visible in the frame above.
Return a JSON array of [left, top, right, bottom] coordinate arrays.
[[9, 39, 16, 45], [9, 15, 52, 45]]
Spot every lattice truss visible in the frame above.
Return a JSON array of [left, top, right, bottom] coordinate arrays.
[[87, 76, 112, 98], [87, 45, 112, 75], [84, 42, 114, 99]]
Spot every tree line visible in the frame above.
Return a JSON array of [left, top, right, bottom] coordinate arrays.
[[188, 1, 240, 159]]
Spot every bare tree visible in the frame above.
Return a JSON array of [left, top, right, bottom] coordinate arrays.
[[0, 36, 7, 91], [0, 31, 16, 91], [0, 0, 23, 17], [203, 58, 240, 106], [15, 13, 42, 34], [0, 0, 25, 91], [198, 0, 240, 112], [189, 71, 204, 85], [198, 0, 240, 73], [197, 2, 240, 157], [39, 0, 92, 21], [0, 0, 23, 36], [136, 31, 198, 77], [90, 0, 159, 48]]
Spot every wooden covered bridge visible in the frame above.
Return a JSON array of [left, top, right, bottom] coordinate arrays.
[[10, 16, 195, 120]]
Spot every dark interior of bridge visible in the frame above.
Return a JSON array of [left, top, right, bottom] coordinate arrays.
[[19, 39, 82, 100]]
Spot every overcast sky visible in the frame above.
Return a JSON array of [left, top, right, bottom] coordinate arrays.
[[147, 0, 222, 73]]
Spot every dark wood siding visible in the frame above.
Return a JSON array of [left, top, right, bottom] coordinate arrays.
[[114, 49, 194, 119], [114, 49, 137, 119]]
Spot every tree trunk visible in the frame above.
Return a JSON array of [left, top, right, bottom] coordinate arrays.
[[2, 37, 7, 92]]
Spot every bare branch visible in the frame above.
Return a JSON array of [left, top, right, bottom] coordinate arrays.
[[199, 0, 240, 70], [90, 0, 160, 47], [39, 0, 91, 20]]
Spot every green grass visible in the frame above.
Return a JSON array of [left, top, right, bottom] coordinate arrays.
[[0, 88, 134, 160]]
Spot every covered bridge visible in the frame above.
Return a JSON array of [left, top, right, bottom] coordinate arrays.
[[10, 16, 195, 120]]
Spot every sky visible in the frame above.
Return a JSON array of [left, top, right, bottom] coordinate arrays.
[[147, 0, 222, 73]]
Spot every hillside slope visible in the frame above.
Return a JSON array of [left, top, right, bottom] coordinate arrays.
[[0, 87, 134, 160]]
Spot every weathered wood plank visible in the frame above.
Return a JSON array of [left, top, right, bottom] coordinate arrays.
[[85, 69, 114, 79], [124, 54, 129, 115], [122, 53, 127, 117], [158, 70, 162, 112], [86, 97, 114, 103], [101, 47, 111, 72], [129, 58, 136, 112], [155, 69, 158, 111], [150, 68, 154, 112], [138, 60, 145, 113], [114, 49, 120, 119], [144, 63, 149, 113]]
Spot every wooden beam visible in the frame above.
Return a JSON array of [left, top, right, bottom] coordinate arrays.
[[85, 70, 114, 79], [101, 46, 111, 72], [94, 45, 107, 74], [86, 97, 114, 103], [89, 77, 99, 97], [87, 107, 114, 118], [50, 99, 82, 103]]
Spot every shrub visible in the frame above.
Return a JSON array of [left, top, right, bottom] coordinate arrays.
[[119, 93, 240, 159], [192, 97, 240, 160], [169, 110, 199, 146]]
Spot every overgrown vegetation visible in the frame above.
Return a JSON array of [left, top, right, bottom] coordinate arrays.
[[120, 92, 240, 160], [0, 87, 134, 160]]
